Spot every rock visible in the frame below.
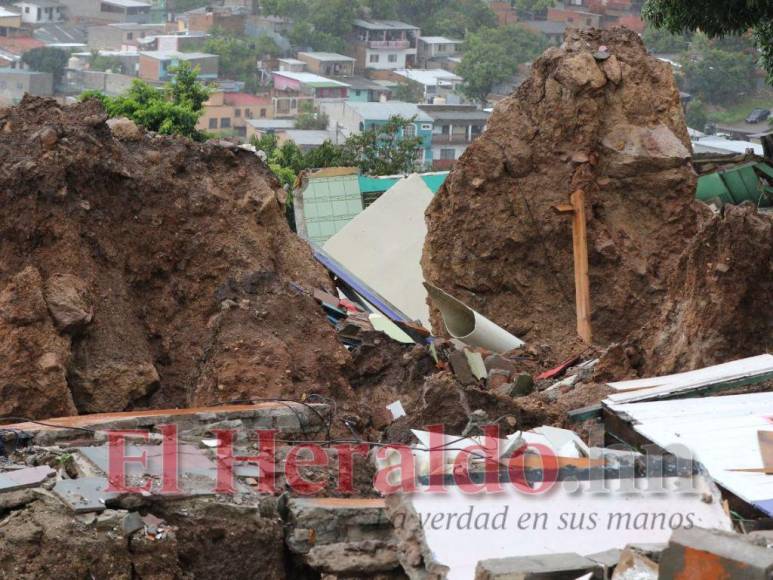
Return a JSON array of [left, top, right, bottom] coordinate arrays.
[[107, 117, 143, 141], [69, 361, 160, 414], [306, 541, 399, 575], [601, 54, 622, 84], [0, 267, 77, 418], [554, 52, 607, 92], [44, 273, 93, 334], [484, 354, 517, 375], [486, 368, 511, 390], [511, 373, 535, 396], [475, 552, 603, 579], [612, 546, 658, 579], [37, 126, 58, 149], [121, 511, 144, 536], [448, 350, 478, 386]]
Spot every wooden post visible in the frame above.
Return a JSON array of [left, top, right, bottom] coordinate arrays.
[[551, 189, 592, 345]]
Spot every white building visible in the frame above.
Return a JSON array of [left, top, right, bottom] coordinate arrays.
[[393, 68, 463, 103], [14, 0, 65, 23], [350, 19, 419, 72]]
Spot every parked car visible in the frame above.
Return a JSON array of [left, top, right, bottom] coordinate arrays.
[[745, 108, 771, 124]]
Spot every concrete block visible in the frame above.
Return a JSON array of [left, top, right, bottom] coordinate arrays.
[[659, 527, 773, 580], [449, 350, 478, 385], [305, 540, 399, 575], [475, 553, 603, 579], [611, 546, 657, 579]]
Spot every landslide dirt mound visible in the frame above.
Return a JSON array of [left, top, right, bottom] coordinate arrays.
[[0, 96, 353, 419], [422, 27, 773, 376]]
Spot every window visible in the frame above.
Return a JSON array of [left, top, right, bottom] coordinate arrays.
[[24, 6, 29, 13], [126, 32, 133, 40], [440, 148, 455, 160], [403, 123, 416, 137], [234, 108, 241, 117], [208, 118, 217, 129], [220, 118, 230, 129], [421, 123, 432, 130], [355, 90, 361, 96], [369, 54, 379, 63], [388, 54, 397, 63], [260, 108, 267, 118]]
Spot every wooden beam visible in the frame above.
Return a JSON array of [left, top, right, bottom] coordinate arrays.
[[570, 189, 592, 344]]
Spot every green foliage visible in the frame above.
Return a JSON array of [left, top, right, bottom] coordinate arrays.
[[266, 0, 358, 52], [202, 30, 280, 89], [643, 0, 773, 83], [21, 47, 68, 84], [393, 80, 424, 103], [421, 0, 497, 38], [250, 114, 423, 192], [512, 0, 555, 18], [342, 115, 423, 175], [80, 61, 210, 140], [458, 24, 549, 103], [641, 26, 691, 53], [684, 98, 708, 130], [89, 51, 127, 74], [682, 48, 756, 105], [295, 101, 329, 130]]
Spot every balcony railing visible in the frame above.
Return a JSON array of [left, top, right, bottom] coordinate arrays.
[[368, 39, 411, 49], [432, 134, 473, 145]]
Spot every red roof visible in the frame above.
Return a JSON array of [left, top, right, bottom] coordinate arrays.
[[223, 92, 271, 107], [0, 36, 45, 56]]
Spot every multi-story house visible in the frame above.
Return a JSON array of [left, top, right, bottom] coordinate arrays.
[[138, 50, 218, 81], [271, 70, 348, 117], [197, 91, 272, 138], [418, 104, 489, 170], [349, 19, 419, 73], [321, 101, 434, 168], [14, 0, 65, 24], [416, 36, 462, 68], [57, 0, 151, 24]]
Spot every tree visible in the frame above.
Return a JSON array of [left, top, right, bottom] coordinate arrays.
[[458, 24, 549, 103], [422, 0, 497, 38], [641, 26, 691, 53], [201, 30, 280, 90], [89, 51, 128, 74], [295, 101, 329, 130], [80, 61, 210, 140], [393, 80, 424, 103], [684, 98, 708, 130], [21, 47, 68, 84], [342, 115, 423, 175], [681, 48, 756, 105], [643, 0, 773, 83], [512, 0, 555, 19]]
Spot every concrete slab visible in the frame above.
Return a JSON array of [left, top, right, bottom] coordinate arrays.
[[0, 465, 55, 492], [52, 477, 120, 513], [475, 553, 603, 579]]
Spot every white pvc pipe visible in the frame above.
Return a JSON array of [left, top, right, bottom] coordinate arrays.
[[424, 283, 525, 354]]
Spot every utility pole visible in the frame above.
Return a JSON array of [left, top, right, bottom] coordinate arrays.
[[551, 189, 592, 345]]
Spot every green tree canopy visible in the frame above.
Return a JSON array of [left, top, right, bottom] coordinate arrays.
[[641, 26, 691, 53], [681, 47, 756, 105], [89, 51, 128, 74], [342, 115, 423, 175], [421, 0, 497, 38], [201, 30, 280, 91], [80, 61, 210, 140], [294, 101, 329, 130], [643, 0, 773, 83], [21, 47, 68, 84], [458, 24, 549, 103]]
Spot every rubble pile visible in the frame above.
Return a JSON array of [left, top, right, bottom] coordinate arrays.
[[0, 96, 354, 418], [422, 27, 773, 377]]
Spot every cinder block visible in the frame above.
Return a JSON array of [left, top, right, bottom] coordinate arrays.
[[659, 527, 773, 580], [475, 553, 604, 579]]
